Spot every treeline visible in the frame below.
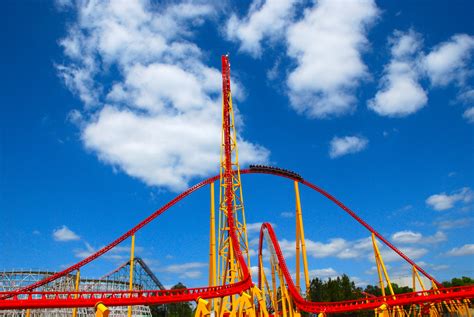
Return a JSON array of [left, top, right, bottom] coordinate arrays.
[[305, 275, 474, 317], [309, 274, 412, 302], [150, 282, 193, 317], [309, 274, 474, 301]]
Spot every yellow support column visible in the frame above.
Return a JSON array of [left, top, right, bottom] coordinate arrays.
[[252, 286, 269, 317], [209, 182, 216, 313], [128, 234, 136, 317], [95, 302, 110, 317], [372, 234, 404, 317], [72, 269, 80, 317], [195, 298, 211, 317], [464, 300, 472, 317], [295, 202, 301, 294], [277, 266, 290, 317], [271, 259, 279, 316], [294, 181, 310, 294], [25, 309, 30, 317], [372, 233, 396, 297]]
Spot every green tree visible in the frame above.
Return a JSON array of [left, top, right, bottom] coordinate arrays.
[[363, 283, 412, 296], [307, 274, 372, 317], [442, 276, 474, 287], [164, 282, 193, 317]]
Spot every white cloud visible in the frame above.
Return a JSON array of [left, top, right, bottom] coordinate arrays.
[[250, 265, 271, 280], [286, 0, 379, 118], [159, 262, 207, 272], [308, 267, 338, 279], [58, 0, 269, 191], [368, 30, 427, 117], [431, 264, 449, 271], [426, 187, 473, 211], [447, 244, 474, 256], [226, 0, 300, 57], [74, 242, 95, 258], [378, 246, 428, 263], [53, 225, 80, 242], [279, 236, 372, 259], [435, 218, 472, 230], [390, 275, 431, 289], [391, 230, 446, 244], [73, 243, 144, 261], [392, 231, 422, 244], [246, 222, 273, 234], [458, 89, 474, 104], [308, 238, 349, 258], [280, 211, 294, 218], [423, 34, 474, 86], [463, 107, 474, 123], [329, 136, 368, 158], [369, 32, 474, 119], [277, 234, 428, 263], [158, 262, 207, 279]]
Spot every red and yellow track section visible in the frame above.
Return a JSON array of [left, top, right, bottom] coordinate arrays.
[[1, 169, 473, 313]]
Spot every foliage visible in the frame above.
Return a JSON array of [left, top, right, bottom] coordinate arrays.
[[306, 274, 414, 317], [308, 274, 360, 302], [442, 276, 474, 287], [150, 282, 193, 317]]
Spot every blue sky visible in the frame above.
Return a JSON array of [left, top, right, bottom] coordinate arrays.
[[1, 0, 473, 290]]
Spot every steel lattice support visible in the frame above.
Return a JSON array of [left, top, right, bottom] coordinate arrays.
[[216, 55, 252, 314]]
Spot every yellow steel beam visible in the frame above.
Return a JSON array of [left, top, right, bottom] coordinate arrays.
[[72, 269, 80, 317], [195, 298, 211, 317], [128, 234, 136, 317], [294, 181, 310, 294], [209, 182, 216, 313], [270, 256, 279, 316], [95, 302, 109, 317], [252, 286, 269, 317], [295, 201, 301, 293], [372, 233, 387, 297]]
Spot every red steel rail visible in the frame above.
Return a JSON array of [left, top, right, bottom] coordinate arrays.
[[258, 223, 474, 313], [1, 169, 470, 311]]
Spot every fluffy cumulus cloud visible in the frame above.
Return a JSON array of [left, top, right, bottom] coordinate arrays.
[[246, 222, 276, 234], [370, 31, 474, 119], [391, 230, 446, 244], [368, 30, 427, 117], [280, 211, 294, 218], [447, 244, 474, 256], [74, 242, 144, 261], [426, 187, 473, 211], [226, 0, 300, 57], [58, 0, 268, 191], [329, 135, 368, 158], [378, 246, 428, 263], [423, 34, 474, 86], [286, 0, 379, 118], [53, 225, 80, 242], [279, 236, 373, 259], [308, 267, 338, 279], [275, 233, 429, 265], [157, 262, 207, 279], [435, 217, 472, 230], [463, 107, 474, 123]]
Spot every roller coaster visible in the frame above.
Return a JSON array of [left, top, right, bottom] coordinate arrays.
[[1, 56, 473, 317]]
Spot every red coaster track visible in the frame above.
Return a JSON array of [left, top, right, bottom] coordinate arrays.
[[1, 169, 473, 312]]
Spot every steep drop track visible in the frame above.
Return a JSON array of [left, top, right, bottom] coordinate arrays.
[[1, 169, 473, 312]]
